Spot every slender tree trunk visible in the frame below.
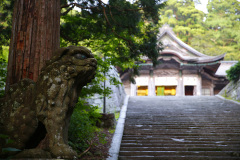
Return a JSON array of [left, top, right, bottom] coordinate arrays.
[[6, 0, 60, 91]]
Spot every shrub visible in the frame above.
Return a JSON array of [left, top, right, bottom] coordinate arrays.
[[226, 61, 240, 82], [68, 99, 101, 153]]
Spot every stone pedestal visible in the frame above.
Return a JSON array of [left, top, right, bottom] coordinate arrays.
[[97, 113, 116, 128]]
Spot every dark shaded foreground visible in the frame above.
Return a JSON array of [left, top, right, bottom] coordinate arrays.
[[119, 96, 240, 160]]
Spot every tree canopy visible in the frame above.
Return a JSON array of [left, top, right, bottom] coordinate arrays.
[[1, 0, 240, 96], [159, 0, 240, 60], [204, 0, 240, 60], [60, 0, 166, 70], [159, 0, 205, 43], [0, 0, 166, 95], [0, 0, 13, 55]]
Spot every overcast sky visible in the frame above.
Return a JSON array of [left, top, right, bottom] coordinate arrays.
[[101, 0, 210, 13], [75, 0, 210, 14], [195, 0, 208, 13]]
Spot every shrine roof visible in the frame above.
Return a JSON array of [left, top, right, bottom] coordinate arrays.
[[215, 61, 238, 76], [158, 24, 226, 63], [160, 50, 226, 64]]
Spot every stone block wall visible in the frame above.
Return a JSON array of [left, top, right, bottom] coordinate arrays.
[[218, 79, 240, 101], [86, 66, 126, 113]]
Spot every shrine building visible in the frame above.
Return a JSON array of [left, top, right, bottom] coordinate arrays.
[[121, 24, 237, 96]]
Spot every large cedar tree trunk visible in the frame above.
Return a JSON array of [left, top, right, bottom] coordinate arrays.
[[6, 0, 60, 91]]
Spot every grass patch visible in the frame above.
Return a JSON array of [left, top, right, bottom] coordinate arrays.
[[115, 112, 120, 121], [224, 96, 240, 103], [109, 129, 115, 134]]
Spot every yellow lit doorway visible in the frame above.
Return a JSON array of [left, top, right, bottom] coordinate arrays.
[[156, 86, 176, 96], [137, 86, 148, 96]]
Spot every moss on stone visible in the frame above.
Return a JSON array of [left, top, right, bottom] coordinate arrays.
[[0, 46, 97, 159]]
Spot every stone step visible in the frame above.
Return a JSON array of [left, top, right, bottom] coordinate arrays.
[[122, 132, 240, 136], [124, 124, 240, 127], [120, 142, 239, 147], [125, 117, 240, 120], [125, 122, 240, 125], [121, 138, 240, 142], [118, 151, 240, 157], [124, 125, 240, 129], [122, 141, 240, 146], [118, 156, 240, 160], [124, 119, 240, 122], [121, 139, 240, 143], [121, 144, 240, 151], [125, 114, 240, 116], [123, 129, 240, 134], [128, 119, 240, 121], [122, 136, 240, 141], [120, 146, 240, 151], [119, 96, 240, 160]]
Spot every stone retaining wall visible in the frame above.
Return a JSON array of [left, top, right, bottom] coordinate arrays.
[[86, 66, 126, 113], [218, 79, 240, 101]]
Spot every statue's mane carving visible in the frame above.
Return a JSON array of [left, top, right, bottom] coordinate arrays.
[[0, 46, 97, 159]]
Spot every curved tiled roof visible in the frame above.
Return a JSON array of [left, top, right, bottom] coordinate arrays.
[[158, 24, 226, 63], [215, 61, 238, 76], [161, 50, 225, 63]]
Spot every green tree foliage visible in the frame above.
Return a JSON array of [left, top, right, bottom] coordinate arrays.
[[0, 0, 13, 97], [204, 0, 240, 60], [68, 100, 102, 153], [60, 0, 166, 69], [59, 0, 166, 153], [159, 0, 205, 43], [59, 0, 167, 111], [159, 0, 240, 61], [226, 61, 240, 82], [0, 0, 13, 54], [0, 0, 166, 95], [192, 0, 240, 60]]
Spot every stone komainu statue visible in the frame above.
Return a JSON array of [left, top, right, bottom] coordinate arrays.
[[0, 46, 97, 158]]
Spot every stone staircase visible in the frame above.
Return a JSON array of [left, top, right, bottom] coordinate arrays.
[[119, 96, 240, 160]]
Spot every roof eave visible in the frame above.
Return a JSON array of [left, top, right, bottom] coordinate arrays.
[[197, 53, 226, 63]]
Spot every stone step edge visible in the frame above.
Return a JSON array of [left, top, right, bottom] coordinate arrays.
[[107, 95, 129, 160], [118, 155, 240, 160], [118, 150, 240, 156], [120, 146, 240, 151], [215, 95, 240, 105]]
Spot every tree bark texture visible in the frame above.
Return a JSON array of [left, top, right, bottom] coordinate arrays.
[[6, 0, 60, 91]]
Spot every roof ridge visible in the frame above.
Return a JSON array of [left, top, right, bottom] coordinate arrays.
[[158, 24, 208, 57]]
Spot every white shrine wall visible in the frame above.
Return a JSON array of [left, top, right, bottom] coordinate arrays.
[[124, 69, 217, 96]]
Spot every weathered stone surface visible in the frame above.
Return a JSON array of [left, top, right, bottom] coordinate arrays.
[[218, 79, 240, 101], [13, 149, 52, 158], [97, 113, 116, 128], [0, 46, 97, 159]]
